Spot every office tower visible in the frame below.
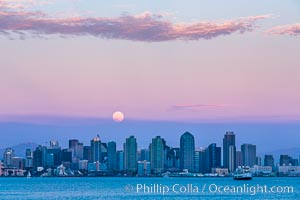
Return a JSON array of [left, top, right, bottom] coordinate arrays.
[[165, 148, 180, 171], [140, 149, 150, 161], [280, 155, 291, 166], [46, 141, 62, 167], [150, 136, 165, 174], [50, 140, 59, 148], [236, 151, 243, 167], [199, 148, 208, 173], [25, 149, 33, 169], [107, 141, 117, 171], [3, 148, 15, 167], [180, 132, 195, 172], [223, 132, 236, 172], [256, 156, 262, 166], [228, 145, 235, 172], [194, 149, 200, 173], [116, 150, 124, 171], [241, 144, 256, 167], [137, 160, 151, 176], [124, 136, 137, 173], [207, 143, 221, 172], [33, 145, 43, 169], [264, 155, 274, 167], [91, 135, 101, 163], [69, 139, 83, 162], [100, 142, 108, 163], [11, 157, 24, 169], [83, 146, 92, 162], [61, 149, 72, 163]]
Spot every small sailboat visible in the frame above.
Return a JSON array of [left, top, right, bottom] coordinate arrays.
[[27, 171, 31, 178]]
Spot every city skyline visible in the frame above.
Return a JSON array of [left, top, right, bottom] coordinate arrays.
[[1, 131, 299, 178]]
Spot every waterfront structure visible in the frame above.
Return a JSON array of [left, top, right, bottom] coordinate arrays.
[[223, 132, 236, 172], [123, 136, 137, 173], [150, 136, 165, 174], [180, 132, 195, 172], [241, 144, 256, 167], [107, 141, 117, 171]]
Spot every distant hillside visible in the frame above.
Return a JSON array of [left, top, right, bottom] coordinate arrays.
[[264, 147, 300, 162], [0, 142, 38, 159]]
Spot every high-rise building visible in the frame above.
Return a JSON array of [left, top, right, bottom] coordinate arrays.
[[150, 136, 165, 174], [140, 149, 150, 161], [264, 155, 274, 168], [256, 156, 262, 166], [165, 148, 180, 171], [241, 144, 256, 167], [116, 150, 124, 171], [91, 135, 101, 163], [194, 149, 200, 173], [25, 149, 33, 169], [236, 151, 243, 167], [83, 146, 92, 162], [207, 143, 221, 172], [223, 132, 236, 172], [180, 132, 195, 172], [197, 148, 208, 173], [107, 141, 117, 171], [124, 136, 137, 173], [280, 155, 291, 166], [3, 148, 15, 167]]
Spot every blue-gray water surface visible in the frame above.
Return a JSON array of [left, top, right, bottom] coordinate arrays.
[[0, 177, 299, 199]]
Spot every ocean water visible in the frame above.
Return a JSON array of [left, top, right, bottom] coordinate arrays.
[[0, 177, 299, 199]]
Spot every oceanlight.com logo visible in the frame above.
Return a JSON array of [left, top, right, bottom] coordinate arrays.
[[124, 183, 294, 196]]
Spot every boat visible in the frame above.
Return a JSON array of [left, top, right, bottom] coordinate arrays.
[[233, 166, 252, 180], [26, 171, 31, 178]]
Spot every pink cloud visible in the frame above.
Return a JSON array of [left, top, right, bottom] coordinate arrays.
[[267, 23, 300, 36], [170, 104, 228, 111], [0, 3, 271, 42]]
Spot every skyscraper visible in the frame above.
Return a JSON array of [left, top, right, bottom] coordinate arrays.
[[264, 155, 274, 168], [241, 144, 256, 167], [150, 136, 165, 174], [223, 132, 236, 172], [140, 149, 150, 161], [207, 143, 221, 172], [91, 135, 101, 163], [180, 132, 195, 172], [3, 148, 15, 167], [236, 151, 243, 167], [107, 141, 117, 171], [124, 136, 137, 173], [116, 150, 124, 171]]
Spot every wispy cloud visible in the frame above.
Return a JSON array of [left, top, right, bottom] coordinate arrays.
[[169, 104, 228, 111], [267, 23, 300, 37], [0, 1, 271, 42]]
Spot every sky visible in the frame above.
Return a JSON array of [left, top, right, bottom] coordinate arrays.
[[0, 0, 300, 150]]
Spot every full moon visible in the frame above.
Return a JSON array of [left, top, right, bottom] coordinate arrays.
[[112, 111, 125, 122]]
